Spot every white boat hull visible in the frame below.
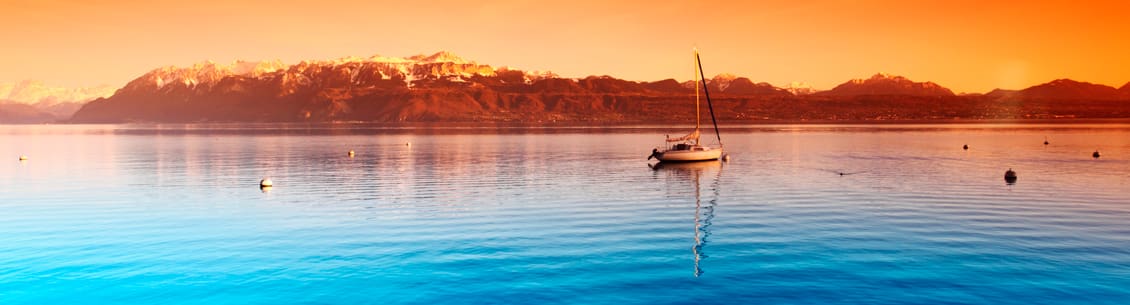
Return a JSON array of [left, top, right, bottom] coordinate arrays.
[[655, 147, 723, 162]]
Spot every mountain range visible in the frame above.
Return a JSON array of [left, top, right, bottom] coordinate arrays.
[[7, 51, 1130, 124]]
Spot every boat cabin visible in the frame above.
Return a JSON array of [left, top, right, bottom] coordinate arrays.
[[671, 143, 708, 151]]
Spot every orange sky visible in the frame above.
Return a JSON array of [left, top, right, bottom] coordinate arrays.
[[2, 0, 1128, 93]]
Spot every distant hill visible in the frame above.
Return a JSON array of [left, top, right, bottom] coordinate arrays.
[[720, 78, 793, 96], [984, 89, 1019, 99], [0, 102, 57, 124], [1014, 79, 1123, 100], [641, 79, 687, 93], [819, 73, 955, 96]]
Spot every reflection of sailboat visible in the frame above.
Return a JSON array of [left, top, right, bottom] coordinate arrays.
[[648, 49, 724, 162], [650, 160, 722, 277]]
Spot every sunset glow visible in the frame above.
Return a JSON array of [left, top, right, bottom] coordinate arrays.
[[3, 0, 1128, 93]]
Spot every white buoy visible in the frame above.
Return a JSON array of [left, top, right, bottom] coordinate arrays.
[[18, 155, 28, 161], [722, 154, 731, 162], [405, 141, 411, 147], [348, 150, 355, 157], [260, 178, 273, 188]]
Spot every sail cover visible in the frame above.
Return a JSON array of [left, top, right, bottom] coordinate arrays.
[[666, 129, 700, 143]]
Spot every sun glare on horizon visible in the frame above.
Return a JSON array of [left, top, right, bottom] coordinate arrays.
[[0, 0, 1127, 93]]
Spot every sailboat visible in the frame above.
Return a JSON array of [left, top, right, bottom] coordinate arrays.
[[648, 49, 725, 162]]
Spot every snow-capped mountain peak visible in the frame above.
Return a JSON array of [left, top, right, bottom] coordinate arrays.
[[231, 60, 287, 76], [409, 51, 469, 64], [125, 51, 527, 93], [783, 81, 816, 95], [710, 73, 739, 91]]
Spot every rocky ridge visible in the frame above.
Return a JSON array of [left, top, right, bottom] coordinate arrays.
[[17, 51, 1129, 124]]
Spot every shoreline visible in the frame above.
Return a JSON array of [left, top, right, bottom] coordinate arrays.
[[35, 116, 1130, 126]]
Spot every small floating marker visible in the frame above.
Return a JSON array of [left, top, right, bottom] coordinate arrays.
[[963, 144, 968, 150], [722, 154, 731, 162], [405, 141, 411, 147], [348, 150, 355, 157], [259, 178, 274, 188], [1004, 168, 1017, 183], [1093, 150, 1101, 158], [18, 155, 28, 161], [1044, 137, 1049, 145]]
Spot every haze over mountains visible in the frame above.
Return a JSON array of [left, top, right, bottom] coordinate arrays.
[[0, 80, 115, 123], [6, 51, 1130, 124]]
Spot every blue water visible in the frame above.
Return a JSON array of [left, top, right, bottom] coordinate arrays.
[[2, 124, 1129, 304]]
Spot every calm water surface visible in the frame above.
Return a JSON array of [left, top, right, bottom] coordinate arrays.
[[2, 124, 1129, 304]]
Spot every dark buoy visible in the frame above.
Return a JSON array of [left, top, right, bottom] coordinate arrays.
[[1093, 150, 1100, 158], [963, 144, 968, 150], [1043, 137, 1049, 145], [1004, 168, 1017, 183]]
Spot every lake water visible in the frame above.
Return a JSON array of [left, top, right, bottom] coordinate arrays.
[[2, 124, 1129, 304]]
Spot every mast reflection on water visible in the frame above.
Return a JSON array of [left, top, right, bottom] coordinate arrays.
[[650, 161, 723, 277]]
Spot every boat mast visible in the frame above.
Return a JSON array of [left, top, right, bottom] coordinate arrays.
[[694, 49, 701, 136], [696, 51, 723, 147]]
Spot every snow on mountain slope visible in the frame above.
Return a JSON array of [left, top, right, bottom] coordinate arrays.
[[125, 51, 504, 92]]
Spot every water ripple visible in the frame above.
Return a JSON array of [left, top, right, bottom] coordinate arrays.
[[1, 125, 1128, 304]]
